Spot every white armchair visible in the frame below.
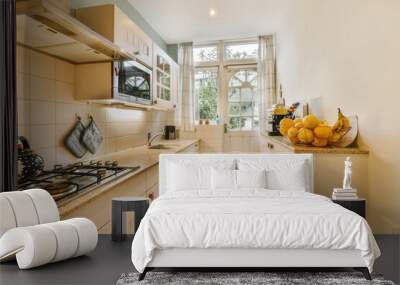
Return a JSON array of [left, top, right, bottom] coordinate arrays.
[[0, 189, 98, 269]]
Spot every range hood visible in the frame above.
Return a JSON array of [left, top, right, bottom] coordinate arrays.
[[16, 0, 134, 64]]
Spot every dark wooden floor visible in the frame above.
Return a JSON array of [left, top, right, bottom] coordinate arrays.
[[0, 235, 399, 285]]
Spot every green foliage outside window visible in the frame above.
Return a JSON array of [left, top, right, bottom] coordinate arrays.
[[195, 71, 218, 121]]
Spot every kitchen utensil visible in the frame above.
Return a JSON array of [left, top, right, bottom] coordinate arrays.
[[82, 116, 103, 154], [164, 125, 176, 140], [64, 117, 87, 158], [17, 136, 45, 180]]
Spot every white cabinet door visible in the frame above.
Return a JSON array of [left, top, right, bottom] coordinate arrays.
[[114, 6, 136, 55], [152, 44, 178, 110], [133, 26, 153, 67]]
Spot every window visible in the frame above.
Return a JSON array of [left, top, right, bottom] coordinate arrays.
[[227, 69, 259, 131], [192, 39, 259, 128], [193, 45, 218, 63], [224, 42, 258, 60], [194, 69, 218, 122]]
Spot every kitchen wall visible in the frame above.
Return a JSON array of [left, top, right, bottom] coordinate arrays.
[[180, 126, 260, 153], [17, 45, 173, 169], [274, 0, 400, 234]]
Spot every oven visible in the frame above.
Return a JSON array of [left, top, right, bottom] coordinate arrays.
[[113, 60, 152, 105]]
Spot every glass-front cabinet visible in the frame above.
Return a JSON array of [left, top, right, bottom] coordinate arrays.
[[153, 44, 178, 109]]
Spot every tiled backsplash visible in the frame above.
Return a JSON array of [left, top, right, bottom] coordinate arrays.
[[17, 46, 174, 168]]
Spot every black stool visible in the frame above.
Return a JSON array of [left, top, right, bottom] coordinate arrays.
[[111, 197, 149, 242]]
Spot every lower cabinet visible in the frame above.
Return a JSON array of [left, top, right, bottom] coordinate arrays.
[[179, 142, 199, 153], [259, 135, 291, 153], [61, 169, 150, 233], [61, 143, 199, 233]]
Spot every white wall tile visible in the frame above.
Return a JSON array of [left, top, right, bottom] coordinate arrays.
[[30, 125, 55, 149], [55, 102, 88, 124], [18, 99, 30, 126], [89, 105, 107, 124], [17, 125, 30, 138], [30, 100, 55, 125], [55, 123, 74, 147], [16, 45, 30, 73], [30, 76, 56, 101], [55, 81, 74, 102], [36, 147, 56, 169], [17, 73, 30, 99], [30, 50, 55, 79]]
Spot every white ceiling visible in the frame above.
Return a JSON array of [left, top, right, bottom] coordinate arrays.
[[128, 0, 286, 44]]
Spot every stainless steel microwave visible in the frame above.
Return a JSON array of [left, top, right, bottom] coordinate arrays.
[[112, 60, 152, 105]]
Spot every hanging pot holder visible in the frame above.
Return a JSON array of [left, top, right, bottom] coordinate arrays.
[[64, 117, 87, 158], [82, 116, 103, 154]]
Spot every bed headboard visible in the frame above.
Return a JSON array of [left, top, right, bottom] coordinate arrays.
[[159, 153, 314, 196]]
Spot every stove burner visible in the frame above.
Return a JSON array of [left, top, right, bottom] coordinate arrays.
[[44, 180, 78, 199], [18, 160, 140, 202]]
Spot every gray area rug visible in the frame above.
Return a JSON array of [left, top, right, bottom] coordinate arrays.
[[116, 272, 396, 285]]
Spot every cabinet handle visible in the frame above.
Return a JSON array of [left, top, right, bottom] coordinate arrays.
[[267, 143, 274, 149]]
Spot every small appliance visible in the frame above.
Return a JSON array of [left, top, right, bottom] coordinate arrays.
[[113, 60, 152, 105], [164, 125, 176, 140], [266, 106, 289, 136]]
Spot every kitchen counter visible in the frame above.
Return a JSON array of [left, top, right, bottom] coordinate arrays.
[[263, 135, 369, 155], [58, 139, 198, 216]]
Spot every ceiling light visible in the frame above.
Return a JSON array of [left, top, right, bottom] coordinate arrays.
[[209, 8, 216, 16]]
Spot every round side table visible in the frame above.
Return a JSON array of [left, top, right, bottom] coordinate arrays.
[[111, 197, 149, 242]]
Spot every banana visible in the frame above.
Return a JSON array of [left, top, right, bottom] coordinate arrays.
[[332, 108, 350, 132], [329, 108, 351, 144]]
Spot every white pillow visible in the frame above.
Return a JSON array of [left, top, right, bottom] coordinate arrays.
[[265, 162, 308, 191], [211, 168, 237, 190], [167, 162, 211, 191], [236, 169, 266, 189], [237, 159, 310, 192]]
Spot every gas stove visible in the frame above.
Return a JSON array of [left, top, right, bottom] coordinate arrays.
[[17, 160, 140, 201]]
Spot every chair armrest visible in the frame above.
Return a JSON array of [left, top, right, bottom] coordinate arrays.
[[0, 218, 97, 269]]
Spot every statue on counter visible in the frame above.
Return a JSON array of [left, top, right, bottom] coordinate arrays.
[[343, 157, 352, 190]]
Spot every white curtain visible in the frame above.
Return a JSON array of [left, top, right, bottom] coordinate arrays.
[[257, 35, 277, 134], [177, 43, 195, 132]]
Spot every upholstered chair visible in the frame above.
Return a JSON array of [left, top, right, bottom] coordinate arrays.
[[0, 189, 98, 269]]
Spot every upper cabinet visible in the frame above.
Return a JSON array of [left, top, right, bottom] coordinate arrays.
[[153, 44, 179, 110], [75, 4, 153, 67]]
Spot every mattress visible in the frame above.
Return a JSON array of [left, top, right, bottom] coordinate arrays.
[[131, 190, 380, 273]]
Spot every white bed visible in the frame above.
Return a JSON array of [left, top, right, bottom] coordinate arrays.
[[131, 154, 380, 280]]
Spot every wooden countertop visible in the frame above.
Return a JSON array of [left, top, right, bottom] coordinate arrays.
[[264, 135, 369, 155], [58, 139, 198, 215]]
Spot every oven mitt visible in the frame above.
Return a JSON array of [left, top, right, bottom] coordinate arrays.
[[82, 116, 103, 154], [64, 117, 87, 158]]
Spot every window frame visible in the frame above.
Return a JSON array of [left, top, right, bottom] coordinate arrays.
[[223, 39, 258, 66], [193, 43, 219, 68], [194, 66, 220, 124]]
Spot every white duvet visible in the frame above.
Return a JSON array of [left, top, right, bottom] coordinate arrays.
[[131, 190, 380, 273]]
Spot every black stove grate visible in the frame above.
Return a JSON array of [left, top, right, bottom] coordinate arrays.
[[18, 161, 140, 201]]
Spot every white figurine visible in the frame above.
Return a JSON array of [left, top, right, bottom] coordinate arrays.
[[343, 157, 352, 190]]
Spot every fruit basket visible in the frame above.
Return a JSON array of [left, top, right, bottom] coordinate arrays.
[[279, 109, 357, 148]]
